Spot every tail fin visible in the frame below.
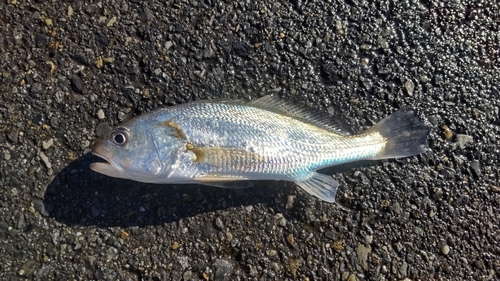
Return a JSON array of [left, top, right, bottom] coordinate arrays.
[[366, 106, 430, 160]]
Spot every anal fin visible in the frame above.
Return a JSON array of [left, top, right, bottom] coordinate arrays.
[[295, 173, 339, 203]]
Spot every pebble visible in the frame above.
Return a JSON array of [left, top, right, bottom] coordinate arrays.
[[470, 160, 481, 176], [70, 76, 85, 94], [97, 109, 105, 120], [106, 246, 118, 261], [441, 245, 450, 255], [348, 274, 358, 281], [214, 217, 224, 230], [39, 151, 52, 169], [19, 261, 37, 276], [119, 230, 129, 240], [42, 138, 54, 150], [285, 195, 295, 209], [356, 244, 371, 270], [274, 213, 287, 226], [3, 150, 10, 160], [332, 240, 344, 252], [72, 53, 89, 66], [95, 122, 111, 137], [95, 32, 108, 46], [212, 259, 234, 281], [35, 33, 49, 47], [107, 16, 117, 27], [183, 271, 192, 280], [404, 80, 415, 95], [455, 134, 473, 149], [442, 125, 453, 139]]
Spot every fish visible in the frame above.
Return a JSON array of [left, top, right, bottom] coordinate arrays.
[[90, 95, 429, 203]]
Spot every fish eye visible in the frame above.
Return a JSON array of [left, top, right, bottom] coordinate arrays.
[[111, 129, 129, 146]]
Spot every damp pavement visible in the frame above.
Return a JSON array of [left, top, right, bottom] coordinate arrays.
[[1, 0, 499, 280]]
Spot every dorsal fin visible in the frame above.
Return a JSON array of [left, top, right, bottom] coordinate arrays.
[[247, 95, 353, 135]]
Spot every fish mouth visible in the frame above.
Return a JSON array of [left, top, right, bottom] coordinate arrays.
[[90, 151, 124, 175]]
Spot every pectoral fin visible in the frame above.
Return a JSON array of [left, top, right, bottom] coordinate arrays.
[[295, 173, 339, 203]]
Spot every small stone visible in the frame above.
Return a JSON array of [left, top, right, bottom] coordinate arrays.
[[42, 138, 54, 150], [106, 247, 118, 261], [19, 261, 37, 276], [95, 122, 111, 137], [470, 160, 481, 176], [171, 242, 180, 250], [72, 53, 90, 66], [67, 6, 73, 17], [95, 32, 108, 46], [70, 76, 85, 94], [4, 150, 11, 160], [366, 235, 373, 244], [356, 244, 371, 270], [267, 249, 277, 256], [212, 259, 234, 281], [404, 80, 415, 95], [29, 204, 36, 214], [249, 265, 259, 277], [286, 234, 295, 246], [95, 56, 103, 68], [327, 107, 335, 115], [214, 217, 224, 230], [120, 229, 129, 240], [39, 151, 52, 169], [44, 18, 53, 26], [183, 271, 192, 280], [107, 16, 117, 27], [442, 125, 453, 140], [399, 261, 408, 276], [117, 111, 129, 122], [36, 33, 49, 47], [455, 134, 473, 149], [245, 205, 253, 212], [441, 245, 450, 255], [348, 274, 358, 281], [274, 213, 287, 227], [97, 109, 105, 120], [7, 127, 19, 143], [332, 240, 344, 252], [285, 195, 295, 209]]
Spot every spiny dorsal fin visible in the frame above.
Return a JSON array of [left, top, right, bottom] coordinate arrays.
[[247, 95, 353, 135]]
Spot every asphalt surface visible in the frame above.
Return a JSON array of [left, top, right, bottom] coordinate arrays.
[[1, 0, 499, 280]]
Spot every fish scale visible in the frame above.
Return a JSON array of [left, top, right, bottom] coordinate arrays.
[[91, 95, 430, 203]]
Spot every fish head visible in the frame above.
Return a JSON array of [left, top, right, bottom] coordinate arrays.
[[90, 117, 179, 182]]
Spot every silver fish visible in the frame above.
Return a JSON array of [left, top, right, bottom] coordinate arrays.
[[91, 96, 429, 203]]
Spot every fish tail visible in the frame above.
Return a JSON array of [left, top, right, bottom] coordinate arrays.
[[366, 106, 430, 159]]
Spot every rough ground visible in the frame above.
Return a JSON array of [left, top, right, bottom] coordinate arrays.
[[1, 0, 499, 280]]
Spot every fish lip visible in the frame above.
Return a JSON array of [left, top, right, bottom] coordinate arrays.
[[90, 150, 123, 173]]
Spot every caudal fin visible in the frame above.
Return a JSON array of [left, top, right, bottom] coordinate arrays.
[[366, 106, 430, 160]]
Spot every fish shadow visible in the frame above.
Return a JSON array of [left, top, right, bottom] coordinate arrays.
[[43, 153, 380, 227]]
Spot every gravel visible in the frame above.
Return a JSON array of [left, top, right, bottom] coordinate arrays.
[[1, 0, 499, 280]]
